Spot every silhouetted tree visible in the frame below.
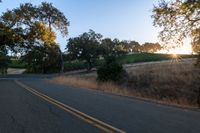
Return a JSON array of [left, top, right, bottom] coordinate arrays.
[[67, 30, 102, 70], [101, 38, 127, 57], [140, 42, 162, 53], [152, 0, 200, 106], [152, 0, 200, 60]]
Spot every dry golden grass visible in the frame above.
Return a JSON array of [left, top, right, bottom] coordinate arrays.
[[48, 59, 200, 108], [50, 76, 98, 90], [126, 59, 200, 106], [48, 76, 136, 97]]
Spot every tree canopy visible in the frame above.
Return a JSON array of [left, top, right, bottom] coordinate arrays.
[[1, 2, 69, 50], [66, 30, 102, 70], [140, 42, 162, 53], [0, 2, 69, 73], [152, 0, 200, 53], [101, 38, 127, 56]]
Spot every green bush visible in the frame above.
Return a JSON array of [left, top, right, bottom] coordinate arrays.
[[64, 60, 87, 71], [0, 54, 9, 75], [8, 59, 25, 68], [97, 56, 125, 82]]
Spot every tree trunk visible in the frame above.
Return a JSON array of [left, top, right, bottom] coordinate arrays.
[[87, 59, 92, 71], [59, 49, 64, 73]]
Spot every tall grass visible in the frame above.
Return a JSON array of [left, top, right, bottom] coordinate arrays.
[[126, 59, 200, 106], [49, 59, 200, 108], [49, 76, 134, 96]]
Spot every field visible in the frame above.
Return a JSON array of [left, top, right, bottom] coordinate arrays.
[[49, 58, 200, 108], [8, 53, 196, 70], [64, 53, 196, 71], [117, 53, 195, 64]]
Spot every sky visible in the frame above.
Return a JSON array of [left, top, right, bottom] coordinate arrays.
[[0, 0, 160, 51]]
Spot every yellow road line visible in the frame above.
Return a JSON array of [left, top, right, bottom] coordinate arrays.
[[15, 80, 126, 133]]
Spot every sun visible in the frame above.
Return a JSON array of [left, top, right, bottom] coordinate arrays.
[[157, 43, 193, 55], [172, 53, 178, 59], [169, 46, 192, 55]]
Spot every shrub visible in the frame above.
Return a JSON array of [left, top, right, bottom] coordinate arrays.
[[97, 56, 125, 82], [0, 53, 9, 75], [8, 59, 25, 68], [64, 60, 87, 71]]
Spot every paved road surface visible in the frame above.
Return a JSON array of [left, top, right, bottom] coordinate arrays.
[[0, 75, 200, 133]]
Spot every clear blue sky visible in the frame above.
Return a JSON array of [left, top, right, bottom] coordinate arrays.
[[0, 0, 160, 51]]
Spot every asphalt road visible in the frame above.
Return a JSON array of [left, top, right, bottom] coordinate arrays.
[[0, 75, 200, 133]]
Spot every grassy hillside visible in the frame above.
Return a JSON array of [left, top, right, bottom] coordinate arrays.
[[8, 53, 196, 70], [64, 53, 196, 71], [117, 53, 196, 64]]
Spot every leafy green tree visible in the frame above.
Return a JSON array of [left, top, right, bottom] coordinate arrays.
[[140, 42, 162, 53], [0, 22, 19, 74], [152, 0, 200, 54], [23, 44, 61, 73], [112, 39, 127, 56], [101, 38, 116, 56], [38, 2, 69, 35], [123, 40, 141, 53], [120, 40, 130, 52], [101, 38, 127, 57], [66, 30, 102, 70], [0, 2, 69, 73], [0, 22, 24, 52], [22, 22, 61, 73]]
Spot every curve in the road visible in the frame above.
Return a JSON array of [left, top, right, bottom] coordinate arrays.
[[15, 80, 125, 133]]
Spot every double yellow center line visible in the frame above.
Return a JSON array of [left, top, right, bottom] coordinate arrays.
[[15, 80, 126, 133]]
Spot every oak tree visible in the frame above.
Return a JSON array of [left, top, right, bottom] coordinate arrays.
[[0, 2, 69, 73], [67, 30, 102, 70], [152, 0, 200, 54]]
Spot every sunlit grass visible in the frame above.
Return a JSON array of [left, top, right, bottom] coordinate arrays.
[[48, 76, 136, 97], [48, 59, 200, 108]]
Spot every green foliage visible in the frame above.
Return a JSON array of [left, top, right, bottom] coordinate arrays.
[[0, 22, 24, 52], [22, 44, 61, 73], [67, 30, 103, 70], [63, 53, 196, 71], [118, 53, 169, 64], [22, 21, 62, 73], [63, 59, 104, 71], [38, 2, 69, 36], [97, 56, 125, 82], [0, 48, 9, 74], [1, 2, 69, 73], [122, 40, 140, 53], [8, 59, 25, 68], [64, 60, 87, 71], [101, 38, 127, 57], [140, 42, 162, 53]]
